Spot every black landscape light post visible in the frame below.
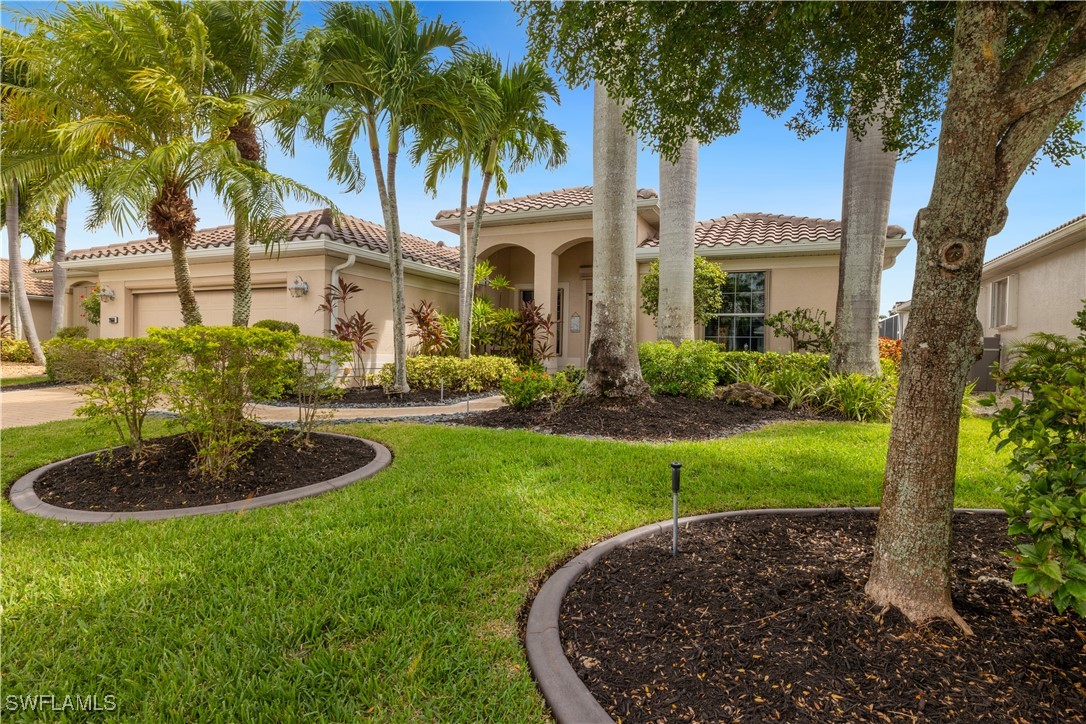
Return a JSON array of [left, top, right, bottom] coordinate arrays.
[[671, 462, 681, 556]]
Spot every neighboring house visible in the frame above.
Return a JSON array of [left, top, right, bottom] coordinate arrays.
[[879, 299, 912, 340], [60, 209, 460, 366], [1, 258, 54, 340], [432, 186, 910, 365], [976, 214, 1086, 362]]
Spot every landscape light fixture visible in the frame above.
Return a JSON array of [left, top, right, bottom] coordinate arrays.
[[288, 276, 309, 298]]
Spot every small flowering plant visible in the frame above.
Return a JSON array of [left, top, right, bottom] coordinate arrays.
[[81, 284, 102, 325]]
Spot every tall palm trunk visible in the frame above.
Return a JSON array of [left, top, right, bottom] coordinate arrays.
[[832, 106, 897, 376], [365, 115, 410, 392], [51, 198, 68, 335], [456, 156, 473, 358], [229, 115, 261, 327], [584, 83, 648, 398], [6, 184, 45, 365], [149, 180, 202, 326], [658, 136, 699, 344], [460, 146, 495, 358]]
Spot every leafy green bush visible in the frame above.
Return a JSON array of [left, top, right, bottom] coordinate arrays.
[[716, 351, 830, 386], [292, 336, 350, 443], [986, 320, 1086, 617], [638, 340, 720, 398], [55, 326, 89, 339], [149, 326, 295, 481], [70, 338, 175, 460], [815, 373, 895, 422], [765, 307, 835, 353], [378, 355, 519, 392], [640, 256, 728, 325], [253, 319, 300, 335], [0, 338, 33, 363], [500, 371, 553, 409], [43, 337, 102, 382]]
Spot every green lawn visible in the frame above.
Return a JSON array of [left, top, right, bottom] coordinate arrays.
[[0, 375, 49, 388], [1, 418, 1010, 721]]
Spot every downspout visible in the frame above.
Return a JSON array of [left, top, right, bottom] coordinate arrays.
[[329, 254, 357, 332]]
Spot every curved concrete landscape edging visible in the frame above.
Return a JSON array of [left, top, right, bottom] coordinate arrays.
[[8, 433, 391, 524], [525, 506, 1007, 724]]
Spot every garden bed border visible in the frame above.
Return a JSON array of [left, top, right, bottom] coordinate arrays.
[[8, 432, 392, 524], [525, 505, 1006, 724]]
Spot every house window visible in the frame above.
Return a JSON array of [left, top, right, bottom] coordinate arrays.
[[705, 271, 766, 351], [990, 277, 1015, 328], [519, 288, 535, 305]]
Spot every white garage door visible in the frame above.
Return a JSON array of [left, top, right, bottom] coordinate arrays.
[[133, 288, 289, 336]]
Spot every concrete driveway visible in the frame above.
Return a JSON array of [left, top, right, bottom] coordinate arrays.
[[0, 385, 504, 429]]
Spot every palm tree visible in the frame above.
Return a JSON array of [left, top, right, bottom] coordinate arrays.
[[456, 57, 567, 358], [657, 137, 699, 344], [2, 184, 46, 364], [197, 0, 312, 327], [308, 1, 465, 392], [584, 82, 648, 397], [832, 104, 898, 376]]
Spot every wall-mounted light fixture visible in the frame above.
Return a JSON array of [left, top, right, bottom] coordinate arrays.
[[288, 276, 309, 298], [98, 285, 116, 303], [569, 312, 581, 334]]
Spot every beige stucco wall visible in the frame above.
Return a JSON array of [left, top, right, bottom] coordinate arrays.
[[1, 296, 54, 341], [63, 250, 458, 368], [976, 236, 1086, 347]]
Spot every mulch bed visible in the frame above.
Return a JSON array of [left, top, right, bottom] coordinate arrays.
[[456, 395, 838, 442], [32, 430, 375, 512], [561, 511, 1086, 722], [269, 386, 493, 408]]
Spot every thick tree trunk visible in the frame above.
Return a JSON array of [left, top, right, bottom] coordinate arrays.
[[51, 198, 68, 335], [658, 136, 698, 344], [6, 186, 45, 365], [584, 83, 649, 397], [149, 181, 202, 326], [866, 4, 1007, 632], [832, 107, 897, 376], [231, 212, 252, 327], [229, 116, 260, 327], [457, 160, 472, 358]]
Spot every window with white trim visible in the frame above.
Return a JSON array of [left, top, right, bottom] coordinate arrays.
[[989, 276, 1016, 328]]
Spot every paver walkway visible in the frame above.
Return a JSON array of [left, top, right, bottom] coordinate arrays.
[[0, 385, 504, 429]]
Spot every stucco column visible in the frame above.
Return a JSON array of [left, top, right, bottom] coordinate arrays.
[[533, 250, 559, 370]]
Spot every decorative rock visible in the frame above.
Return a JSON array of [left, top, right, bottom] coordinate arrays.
[[714, 382, 777, 409]]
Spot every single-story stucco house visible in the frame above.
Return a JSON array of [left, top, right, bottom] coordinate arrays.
[[1, 258, 54, 340], [57, 186, 911, 367], [975, 214, 1085, 360], [433, 186, 909, 365]]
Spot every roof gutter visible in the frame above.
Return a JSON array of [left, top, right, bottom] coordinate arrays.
[[328, 254, 357, 331]]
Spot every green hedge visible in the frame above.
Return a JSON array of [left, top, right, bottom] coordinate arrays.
[[638, 340, 721, 398], [378, 355, 519, 392], [0, 338, 33, 363]]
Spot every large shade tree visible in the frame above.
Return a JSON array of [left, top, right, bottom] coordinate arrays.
[[520, 0, 1086, 629], [307, 1, 465, 391]]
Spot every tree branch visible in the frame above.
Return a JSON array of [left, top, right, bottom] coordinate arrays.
[[999, 13, 1059, 95], [1004, 51, 1086, 121]]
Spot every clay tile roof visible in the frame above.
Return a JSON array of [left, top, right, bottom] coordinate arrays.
[[983, 213, 1086, 266], [639, 212, 907, 248], [64, 209, 460, 272], [0, 258, 54, 297], [435, 185, 659, 220]]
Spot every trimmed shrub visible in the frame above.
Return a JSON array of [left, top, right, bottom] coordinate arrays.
[[378, 355, 519, 392], [149, 326, 295, 481], [55, 326, 89, 340], [0, 338, 33, 363], [70, 338, 175, 460], [292, 335, 351, 442], [638, 340, 721, 398], [253, 319, 300, 335], [500, 370, 580, 410], [987, 320, 1086, 616], [44, 337, 101, 383]]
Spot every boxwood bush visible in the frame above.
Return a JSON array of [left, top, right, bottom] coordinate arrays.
[[0, 338, 33, 363], [638, 340, 721, 398], [378, 355, 519, 392]]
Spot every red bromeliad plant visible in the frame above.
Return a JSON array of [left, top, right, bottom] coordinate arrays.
[[317, 279, 377, 385], [408, 300, 452, 356]]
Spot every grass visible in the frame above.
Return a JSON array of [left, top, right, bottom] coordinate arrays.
[[0, 375, 49, 388], [1, 417, 1011, 721]]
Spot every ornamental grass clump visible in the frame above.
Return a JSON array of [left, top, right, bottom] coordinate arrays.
[[150, 326, 294, 481], [986, 307, 1086, 617]]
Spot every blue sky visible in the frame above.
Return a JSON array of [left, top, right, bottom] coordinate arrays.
[[6, 1, 1085, 313]]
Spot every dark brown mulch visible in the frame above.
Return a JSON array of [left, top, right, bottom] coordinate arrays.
[[33, 431, 376, 512], [561, 511, 1086, 723], [456, 395, 838, 442]]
